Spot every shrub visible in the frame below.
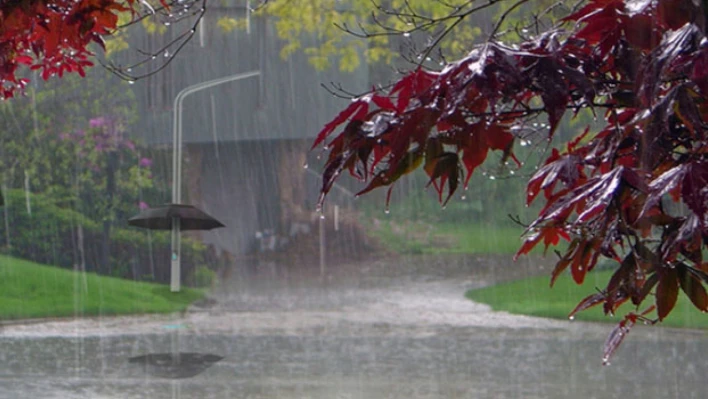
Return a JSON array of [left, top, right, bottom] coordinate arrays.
[[0, 189, 208, 285], [188, 265, 217, 288]]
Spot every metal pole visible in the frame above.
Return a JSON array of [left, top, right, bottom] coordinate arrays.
[[170, 70, 261, 292], [170, 216, 181, 292]]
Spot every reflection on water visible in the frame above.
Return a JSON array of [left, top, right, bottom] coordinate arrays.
[[1, 330, 706, 399], [0, 255, 706, 398]]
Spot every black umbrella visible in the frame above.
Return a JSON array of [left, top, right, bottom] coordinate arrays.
[[128, 204, 225, 231]]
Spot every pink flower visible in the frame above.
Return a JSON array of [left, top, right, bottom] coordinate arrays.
[[89, 117, 106, 128], [139, 157, 152, 168], [139, 201, 150, 210]]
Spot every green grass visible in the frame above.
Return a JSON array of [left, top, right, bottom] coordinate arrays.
[[466, 270, 708, 329], [364, 220, 540, 255], [0, 254, 205, 320]]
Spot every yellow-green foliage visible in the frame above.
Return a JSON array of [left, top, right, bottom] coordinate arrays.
[[255, 0, 558, 72]]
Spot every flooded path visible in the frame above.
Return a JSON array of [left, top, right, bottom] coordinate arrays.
[[1, 254, 706, 398]]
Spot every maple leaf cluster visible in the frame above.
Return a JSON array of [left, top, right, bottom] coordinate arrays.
[[314, 0, 708, 362], [0, 0, 161, 98]]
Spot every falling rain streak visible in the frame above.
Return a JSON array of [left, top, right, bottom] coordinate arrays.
[[0, 2, 705, 399]]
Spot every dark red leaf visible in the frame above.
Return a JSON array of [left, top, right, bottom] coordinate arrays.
[[658, 0, 698, 29], [570, 241, 590, 284], [550, 253, 574, 287], [677, 263, 708, 312], [680, 163, 708, 218], [656, 267, 679, 321], [569, 292, 606, 319], [372, 94, 396, 111], [312, 100, 369, 149], [602, 316, 635, 366], [425, 152, 461, 205]]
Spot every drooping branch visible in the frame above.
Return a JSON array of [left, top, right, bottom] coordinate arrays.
[[314, 0, 708, 365]]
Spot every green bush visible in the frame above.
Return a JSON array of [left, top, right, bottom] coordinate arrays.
[[0, 189, 208, 285], [189, 265, 217, 288]]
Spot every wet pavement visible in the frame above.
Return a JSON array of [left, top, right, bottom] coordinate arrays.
[[1, 254, 707, 398]]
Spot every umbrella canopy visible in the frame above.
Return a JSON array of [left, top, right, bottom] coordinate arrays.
[[128, 204, 225, 231]]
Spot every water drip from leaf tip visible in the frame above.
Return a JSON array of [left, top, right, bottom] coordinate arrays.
[[303, 163, 308, 169], [569, 316, 574, 320]]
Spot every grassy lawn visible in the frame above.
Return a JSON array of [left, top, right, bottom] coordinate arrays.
[[0, 254, 205, 320], [466, 270, 708, 329], [365, 220, 536, 255]]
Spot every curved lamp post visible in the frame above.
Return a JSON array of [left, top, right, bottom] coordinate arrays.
[[171, 70, 261, 292]]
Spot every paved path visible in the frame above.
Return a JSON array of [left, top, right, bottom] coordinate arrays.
[[0, 255, 706, 398]]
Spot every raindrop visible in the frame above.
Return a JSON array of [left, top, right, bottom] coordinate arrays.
[[320, 214, 326, 220], [489, 175, 496, 180], [303, 163, 309, 169], [569, 316, 575, 320], [403, 32, 411, 38], [384, 209, 390, 214], [164, 21, 171, 26], [164, 50, 170, 58], [461, 195, 467, 200], [128, 80, 136, 85]]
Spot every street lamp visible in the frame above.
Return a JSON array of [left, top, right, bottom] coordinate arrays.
[[171, 70, 261, 292]]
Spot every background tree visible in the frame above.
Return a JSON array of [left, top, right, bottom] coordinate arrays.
[[313, 0, 708, 363], [0, 66, 159, 275], [249, 0, 565, 73]]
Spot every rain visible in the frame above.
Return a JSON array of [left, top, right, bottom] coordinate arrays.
[[0, 1, 707, 399]]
